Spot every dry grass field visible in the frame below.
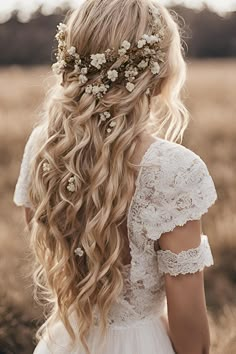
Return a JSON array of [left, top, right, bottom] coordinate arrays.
[[0, 60, 236, 353]]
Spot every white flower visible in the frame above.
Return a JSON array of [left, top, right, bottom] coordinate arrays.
[[99, 111, 111, 122], [126, 82, 135, 92], [151, 62, 160, 75], [85, 85, 93, 94], [104, 111, 111, 118], [67, 176, 76, 192], [52, 62, 61, 75], [107, 128, 112, 133], [121, 40, 131, 50], [74, 247, 84, 257], [57, 23, 67, 32], [79, 74, 88, 84], [67, 46, 76, 55], [109, 121, 116, 127], [92, 85, 100, 94], [91, 53, 106, 69], [125, 67, 138, 78], [137, 39, 146, 48], [42, 162, 50, 172], [81, 67, 88, 75], [144, 47, 151, 55], [107, 69, 118, 82], [74, 64, 80, 73], [142, 34, 152, 43], [138, 60, 149, 69], [145, 88, 151, 95], [118, 48, 127, 56]]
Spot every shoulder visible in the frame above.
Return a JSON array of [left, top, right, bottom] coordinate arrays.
[[146, 138, 207, 170], [138, 138, 217, 240]]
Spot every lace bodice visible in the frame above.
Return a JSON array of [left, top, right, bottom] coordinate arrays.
[[13, 128, 218, 328]]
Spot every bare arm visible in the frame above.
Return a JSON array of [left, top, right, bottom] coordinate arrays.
[[158, 220, 210, 354]]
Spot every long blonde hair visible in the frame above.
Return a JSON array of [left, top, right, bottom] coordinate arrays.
[[28, 0, 188, 352]]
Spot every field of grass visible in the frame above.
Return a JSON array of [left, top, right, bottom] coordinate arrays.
[[0, 60, 236, 353]]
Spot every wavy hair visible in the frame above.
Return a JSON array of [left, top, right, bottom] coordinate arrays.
[[28, 0, 189, 352]]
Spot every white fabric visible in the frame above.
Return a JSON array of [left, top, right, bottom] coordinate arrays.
[[13, 125, 43, 208], [157, 234, 214, 276], [13, 130, 218, 353]]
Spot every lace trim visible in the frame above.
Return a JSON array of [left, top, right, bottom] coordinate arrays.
[[157, 234, 214, 276], [13, 126, 42, 208]]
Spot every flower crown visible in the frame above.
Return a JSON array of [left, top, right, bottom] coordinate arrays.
[[52, 6, 166, 101]]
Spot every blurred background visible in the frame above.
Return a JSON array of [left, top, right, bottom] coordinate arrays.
[[0, 1, 236, 353]]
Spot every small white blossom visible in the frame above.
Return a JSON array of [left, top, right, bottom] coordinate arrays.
[[67, 176, 76, 192], [99, 111, 111, 122], [126, 82, 135, 92], [137, 39, 146, 48], [42, 162, 50, 172], [67, 46, 76, 55], [107, 128, 112, 133], [52, 62, 61, 75], [91, 53, 106, 69], [145, 88, 151, 95], [81, 67, 88, 75], [151, 62, 160, 75], [121, 40, 131, 50], [144, 47, 151, 55], [138, 60, 149, 69], [74, 247, 84, 257], [57, 23, 67, 32], [104, 111, 111, 118], [92, 85, 100, 94], [107, 69, 118, 82], [109, 121, 116, 127], [118, 48, 127, 56], [79, 74, 88, 84]]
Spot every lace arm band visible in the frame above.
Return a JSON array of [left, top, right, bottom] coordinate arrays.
[[157, 234, 214, 276]]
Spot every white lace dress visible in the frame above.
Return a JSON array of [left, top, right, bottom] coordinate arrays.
[[13, 127, 218, 354]]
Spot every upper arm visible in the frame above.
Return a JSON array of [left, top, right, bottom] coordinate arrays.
[[158, 220, 211, 353]]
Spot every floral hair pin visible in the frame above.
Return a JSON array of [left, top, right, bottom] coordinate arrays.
[[74, 247, 84, 257], [67, 176, 76, 192], [52, 6, 166, 99]]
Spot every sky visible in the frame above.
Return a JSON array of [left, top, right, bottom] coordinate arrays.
[[0, 0, 236, 22]]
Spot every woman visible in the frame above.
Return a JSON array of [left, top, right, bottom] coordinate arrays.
[[13, 0, 217, 353]]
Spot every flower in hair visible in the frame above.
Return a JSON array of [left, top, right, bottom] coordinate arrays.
[[126, 82, 135, 92], [121, 40, 131, 50], [52, 7, 166, 99], [74, 247, 84, 257], [150, 62, 161, 75], [107, 70, 118, 82], [42, 162, 50, 172], [67, 176, 76, 192], [91, 53, 106, 69]]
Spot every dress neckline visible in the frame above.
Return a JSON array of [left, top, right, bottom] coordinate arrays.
[[123, 137, 160, 269]]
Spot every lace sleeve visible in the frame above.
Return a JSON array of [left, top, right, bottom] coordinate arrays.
[[157, 234, 214, 276], [13, 126, 43, 208], [138, 141, 218, 240]]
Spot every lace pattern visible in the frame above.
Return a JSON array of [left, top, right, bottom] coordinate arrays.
[[157, 234, 214, 276], [13, 135, 217, 328], [13, 126, 43, 208], [129, 139, 218, 241]]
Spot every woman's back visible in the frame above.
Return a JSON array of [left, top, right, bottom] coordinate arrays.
[[13, 0, 217, 353], [14, 126, 217, 353]]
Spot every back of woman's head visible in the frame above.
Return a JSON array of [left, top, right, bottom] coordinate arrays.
[[28, 1, 188, 352]]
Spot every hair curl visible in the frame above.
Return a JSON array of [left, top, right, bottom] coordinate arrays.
[[28, 0, 189, 353]]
